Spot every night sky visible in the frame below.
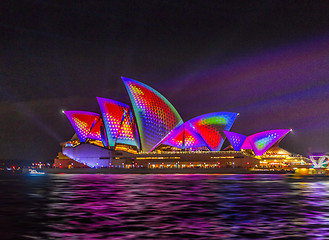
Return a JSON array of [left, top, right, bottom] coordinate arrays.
[[1, 1, 329, 161]]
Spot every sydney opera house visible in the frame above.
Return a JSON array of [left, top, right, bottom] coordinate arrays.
[[55, 77, 307, 169]]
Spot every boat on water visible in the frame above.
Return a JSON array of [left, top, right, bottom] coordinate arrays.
[[29, 169, 46, 175]]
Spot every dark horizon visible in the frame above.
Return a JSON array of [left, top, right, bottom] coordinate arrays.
[[1, 1, 329, 161]]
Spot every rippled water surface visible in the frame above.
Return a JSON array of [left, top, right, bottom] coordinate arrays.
[[1, 174, 329, 239]]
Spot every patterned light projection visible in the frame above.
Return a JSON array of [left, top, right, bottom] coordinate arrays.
[[64, 111, 103, 142], [223, 131, 247, 151], [184, 124, 207, 149], [100, 125, 108, 147], [188, 112, 238, 151], [240, 136, 253, 150], [88, 117, 104, 141], [153, 123, 207, 150], [248, 129, 291, 156], [122, 77, 183, 152], [97, 97, 137, 148], [63, 78, 293, 157], [309, 155, 329, 168], [157, 124, 184, 149]]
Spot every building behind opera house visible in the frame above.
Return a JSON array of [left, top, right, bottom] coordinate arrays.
[[55, 77, 308, 169]]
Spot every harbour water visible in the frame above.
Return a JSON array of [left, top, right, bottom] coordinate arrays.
[[1, 174, 329, 239]]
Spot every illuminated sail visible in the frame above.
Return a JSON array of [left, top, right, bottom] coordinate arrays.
[[97, 97, 137, 148], [188, 112, 238, 151], [154, 122, 207, 150], [123, 77, 183, 152], [248, 129, 291, 156], [223, 131, 247, 151], [64, 111, 103, 142]]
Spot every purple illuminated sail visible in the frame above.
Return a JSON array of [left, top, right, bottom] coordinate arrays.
[[223, 131, 247, 151], [248, 129, 291, 156]]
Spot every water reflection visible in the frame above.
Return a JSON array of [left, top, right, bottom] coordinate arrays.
[[1, 174, 329, 239]]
